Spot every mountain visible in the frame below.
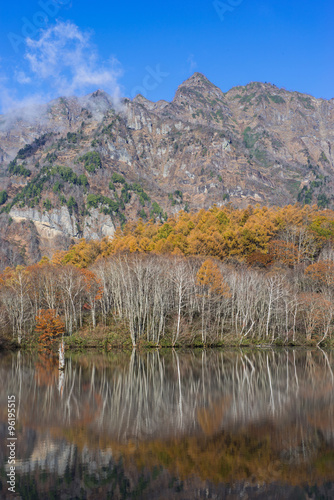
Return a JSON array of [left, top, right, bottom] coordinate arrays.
[[0, 73, 333, 267]]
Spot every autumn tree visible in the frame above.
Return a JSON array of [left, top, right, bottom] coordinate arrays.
[[298, 293, 333, 343], [196, 259, 230, 343], [0, 266, 32, 343], [81, 269, 103, 328], [269, 240, 300, 267], [168, 257, 194, 345], [35, 309, 65, 349], [57, 265, 85, 334], [305, 260, 334, 289]]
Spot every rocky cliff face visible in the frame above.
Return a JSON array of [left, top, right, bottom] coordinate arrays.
[[0, 73, 333, 267]]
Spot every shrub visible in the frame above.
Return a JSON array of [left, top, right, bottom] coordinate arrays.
[[86, 194, 100, 208], [150, 201, 164, 219], [78, 174, 89, 188], [243, 127, 259, 149], [43, 199, 52, 211], [52, 181, 62, 193], [317, 194, 329, 208], [51, 165, 78, 184], [67, 196, 77, 214], [78, 152, 101, 173], [269, 95, 285, 104], [0, 191, 8, 205], [8, 162, 31, 177], [111, 172, 126, 184], [67, 132, 79, 143]]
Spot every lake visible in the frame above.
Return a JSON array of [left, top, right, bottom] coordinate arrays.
[[0, 348, 334, 499]]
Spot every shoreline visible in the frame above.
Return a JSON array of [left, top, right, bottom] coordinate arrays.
[[1, 334, 333, 352]]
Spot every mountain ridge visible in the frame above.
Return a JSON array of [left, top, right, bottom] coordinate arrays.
[[0, 73, 333, 268]]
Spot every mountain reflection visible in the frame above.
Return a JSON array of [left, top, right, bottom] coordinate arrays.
[[0, 348, 334, 499]]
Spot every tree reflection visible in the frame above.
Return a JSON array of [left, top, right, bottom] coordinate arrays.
[[0, 348, 333, 489]]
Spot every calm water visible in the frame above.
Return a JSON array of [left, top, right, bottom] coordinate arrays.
[[0, 348, 334, 500]]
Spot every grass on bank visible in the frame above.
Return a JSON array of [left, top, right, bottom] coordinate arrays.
[[7, 319, 333, 352]]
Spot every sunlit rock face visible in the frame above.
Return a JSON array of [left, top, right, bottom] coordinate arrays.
[[0, 349, 333, 500], [1, 74, 334, 265]]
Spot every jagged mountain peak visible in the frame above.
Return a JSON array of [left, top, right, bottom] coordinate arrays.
[[173, 72, 225, 101], [80, 90, 114, 117], [180, 72, 214, 87], [168, 73, 231, 129], [84, 89, 114, 106], [132, 94, 153, 105], [89, 89, 109, 98]]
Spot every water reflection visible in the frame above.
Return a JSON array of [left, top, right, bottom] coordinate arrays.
[[0, 348, 334, 499]]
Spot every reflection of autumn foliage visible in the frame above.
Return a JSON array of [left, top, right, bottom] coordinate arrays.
[[124, 427, 334, 485], [8, 349, 334, 489], [52, 393, 104, 450], [35, 309, 65, 349], [197, 397, 231, 436], [56, 422, 334, 487], [35, 351, 59, 386], [308, 406, 334, 435], [44, 351, 334, 487]]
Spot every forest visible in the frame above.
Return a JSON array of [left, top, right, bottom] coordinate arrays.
[[1, 203, 334, 347]]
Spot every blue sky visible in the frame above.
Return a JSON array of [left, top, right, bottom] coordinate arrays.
[[0, 0, 333, 112]]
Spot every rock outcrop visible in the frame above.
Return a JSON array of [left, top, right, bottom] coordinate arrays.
[[0, 73, 333, 266]]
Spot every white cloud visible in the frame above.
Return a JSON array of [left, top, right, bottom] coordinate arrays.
[[0, 20, 122, 114], [25, 21, 122, 98], [0, 80, 50, 124], [15, 71, 32, 84]]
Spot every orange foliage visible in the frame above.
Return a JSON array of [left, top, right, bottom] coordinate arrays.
[[35, 309, 65, 349], [81, 269, 103, 299], [269, 240, 300, 266], [196, 259, 230, 296], [51, 250, 67, 265], [246, 251, 273, 268], [57, 204, 334, 268], [305, 260, 334, 286], [298, 293, 332, 341]]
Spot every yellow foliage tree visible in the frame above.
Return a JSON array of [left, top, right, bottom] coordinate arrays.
[[196, 259, 230, 296]]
